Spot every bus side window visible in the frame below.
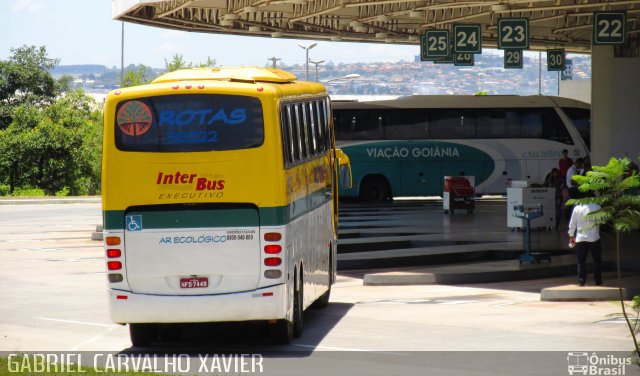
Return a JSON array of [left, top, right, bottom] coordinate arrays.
[[541, 108, 572, 144], [280, 106, 292, 166], [313, 100, 324, 154], [505, 110, 521, 138], [289, 104, 301, 164], [294, 103, 307, 161], [323, 98, 332, 150], [307, 101, 318, 156], [520, 110, 542, 138]]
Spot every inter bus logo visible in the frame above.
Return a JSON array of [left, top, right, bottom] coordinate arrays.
[[117, 101, 153, 136]]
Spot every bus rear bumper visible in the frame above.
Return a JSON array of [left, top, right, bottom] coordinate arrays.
[[109, 284, 287, 324]]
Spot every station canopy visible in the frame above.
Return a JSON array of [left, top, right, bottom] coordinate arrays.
[[113, 0, 640, 53]]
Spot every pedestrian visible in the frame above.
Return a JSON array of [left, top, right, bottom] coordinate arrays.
[[558, 149, 573, 181], [566, 157, 585, 199], [568, 198, 603, 286], [543, 168, 563, 228]]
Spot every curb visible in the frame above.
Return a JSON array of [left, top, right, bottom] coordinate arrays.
[[0, 197, 101, 205]]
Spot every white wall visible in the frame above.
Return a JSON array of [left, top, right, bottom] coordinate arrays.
[[591, 45, 640, 165]]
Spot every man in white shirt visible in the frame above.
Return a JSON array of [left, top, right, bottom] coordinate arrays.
[[566, 157, 585, 199], [568, 201, 602, 286]]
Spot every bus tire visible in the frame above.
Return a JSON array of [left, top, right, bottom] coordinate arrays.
[[129, 323, 158, 347], [360, 176, 391, 202], [293, 272, 304, 338]]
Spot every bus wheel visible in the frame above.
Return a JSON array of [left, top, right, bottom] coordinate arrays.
[[271, 319, 293, 345], [360, 176, 390, 202], [129, 323, 158, 347], [293, 275, 304, 338]]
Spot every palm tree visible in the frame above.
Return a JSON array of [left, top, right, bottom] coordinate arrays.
[[568, 157, 640, 357]]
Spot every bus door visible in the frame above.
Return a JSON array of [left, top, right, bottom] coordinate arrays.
[[122, 206, 262, 296]]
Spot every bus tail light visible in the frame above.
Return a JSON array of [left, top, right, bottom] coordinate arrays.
[[108, 274, 124, 283], [105, 236, 121, 246], [264, 232, 282, 242], [264, 245, 282, 254], [264, 257, 282, 267], [106, 249, 121, 258], [107, 261, 122, 270], [264, 270, 282, 279]]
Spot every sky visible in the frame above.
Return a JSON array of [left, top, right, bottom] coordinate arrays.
[[1, 0, 423, 68]]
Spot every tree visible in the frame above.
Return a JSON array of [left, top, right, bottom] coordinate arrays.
[[568, 157, 640, 358], [164, 54, 217, 72], [0, 45, 70, 129], [0, 46, 102, 196], [122, 65, 149, 87], [165, 54, 192, 73]]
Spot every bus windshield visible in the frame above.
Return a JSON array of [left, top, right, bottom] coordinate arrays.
[[115, 94, 264, 152]]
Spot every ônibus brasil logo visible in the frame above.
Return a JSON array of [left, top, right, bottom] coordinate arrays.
[[117, 101, 153, 136]]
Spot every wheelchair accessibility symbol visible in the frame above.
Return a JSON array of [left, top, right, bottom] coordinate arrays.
[[126, 215, 143, 231]]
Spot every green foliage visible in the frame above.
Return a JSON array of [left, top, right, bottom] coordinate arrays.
[[0, 46, 102, 196], [0, 45, 70, 129], [164, 54, 217, 72], [122, 65, 149, 87], [567, 157, 640, 233], [11, 187, 45, 197], [568, 157, 640, 359]]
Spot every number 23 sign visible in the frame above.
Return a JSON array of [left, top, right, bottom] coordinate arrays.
[[498, 18, 529, 50]]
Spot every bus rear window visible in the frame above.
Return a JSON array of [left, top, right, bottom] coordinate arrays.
[[114, 94, 264, 152]]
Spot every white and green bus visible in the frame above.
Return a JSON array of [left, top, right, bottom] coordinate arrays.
[[333, 95, 590, 201]]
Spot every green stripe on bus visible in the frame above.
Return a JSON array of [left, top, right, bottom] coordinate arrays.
[[103, 187, 331, 230]]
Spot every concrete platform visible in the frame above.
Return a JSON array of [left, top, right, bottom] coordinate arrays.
[[339, 198, 640, 301]]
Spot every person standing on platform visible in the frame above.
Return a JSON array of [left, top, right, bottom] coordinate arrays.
[[544, 168, 563, 228], [558, 149, 573, 182], [568, 199, 603, 287], [566, 157, 585, 199]]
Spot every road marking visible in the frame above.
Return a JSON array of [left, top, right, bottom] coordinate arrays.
[[34, 317, 113, 328], [70, 325, 119, 351]]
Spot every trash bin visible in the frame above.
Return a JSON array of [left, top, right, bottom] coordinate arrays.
[[443, 176, 475, 214]]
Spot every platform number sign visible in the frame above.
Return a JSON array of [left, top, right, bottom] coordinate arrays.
[[593, 12, 626, 45], [498, 18, 529, 50], [454, 24, 482, 53], [454, 53, 474, 66], [504, 49, 523, 69], [424, 30, 450, 58], [547, 49, 565, 71]]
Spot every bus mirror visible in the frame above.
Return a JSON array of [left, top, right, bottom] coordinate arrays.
[[335, 148, 352, 189], [339, 164, 352, 189]]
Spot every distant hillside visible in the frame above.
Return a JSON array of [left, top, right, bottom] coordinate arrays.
[[51, 65, 110, 76]]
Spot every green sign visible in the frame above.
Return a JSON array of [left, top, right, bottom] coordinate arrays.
[[593, 12, 626, 45], [454, 53, 474, 66], [561, 58, 573, 80], [454, 24, 482, 53], [498, 18, 529, 49], [424, 30, 450, 58], [420, 34, 438, 61], [434, 39, 455, 64], [547, 49, 565, 71], [504, 49, 523, 69]]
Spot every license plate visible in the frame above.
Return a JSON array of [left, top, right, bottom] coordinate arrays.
[[180, 277, 208, 289]]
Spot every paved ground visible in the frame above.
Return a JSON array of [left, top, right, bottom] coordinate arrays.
[[0, 201, 637, 375]]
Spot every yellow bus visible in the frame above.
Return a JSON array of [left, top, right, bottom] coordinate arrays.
[[101, 67, 350, 346]]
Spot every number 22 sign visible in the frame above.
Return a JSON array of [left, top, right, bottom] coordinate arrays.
[[593, 12, 626, 45]]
